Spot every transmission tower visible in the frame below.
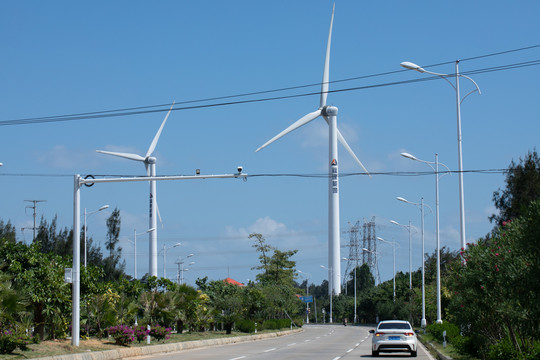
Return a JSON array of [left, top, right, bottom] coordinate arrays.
[[362, 217, 380, 285], [343, 221, 361, 290]]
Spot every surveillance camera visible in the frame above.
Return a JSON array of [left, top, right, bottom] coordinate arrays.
[[237, 166, 243, 173]]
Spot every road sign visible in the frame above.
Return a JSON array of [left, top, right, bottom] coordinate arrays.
[[299, 295, 313, 303]]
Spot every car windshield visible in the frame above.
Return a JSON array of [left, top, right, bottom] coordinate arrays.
[[378, 322, 411, 330]]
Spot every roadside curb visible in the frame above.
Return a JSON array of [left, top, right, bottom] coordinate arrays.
[[31, 329, 303, 360]]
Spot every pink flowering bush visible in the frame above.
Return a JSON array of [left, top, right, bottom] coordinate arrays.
[[133, 325, 150, 343], [149, 325, 172, 342], [107, 325, 135, 346]]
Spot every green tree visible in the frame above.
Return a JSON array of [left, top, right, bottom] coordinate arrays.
[[104, 208, 124, 281], [447, 200, 540, 358], [490, 149, 540, 226], [0, 220, 16, 244]]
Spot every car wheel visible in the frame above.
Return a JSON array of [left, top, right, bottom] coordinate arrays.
[[372, 350, 379, 357], [411, 350, 417, 357]]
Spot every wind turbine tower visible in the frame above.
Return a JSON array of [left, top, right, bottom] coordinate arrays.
[[256, 5, 369, 295], [97, 103, 174, 277]]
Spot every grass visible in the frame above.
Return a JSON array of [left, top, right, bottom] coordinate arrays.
[[0, 330, 277, 360], [418, 332, 478, 360]]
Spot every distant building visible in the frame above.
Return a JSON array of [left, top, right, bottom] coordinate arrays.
[[223, 277, 245, 286]]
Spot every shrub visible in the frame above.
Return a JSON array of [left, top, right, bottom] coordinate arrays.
[[133, 325, 150, 343], [0, 330, 32, 354], [426, 322, 460, 343], [236, 319, 256, 333], [150, 325, 171, 342], [107, 325, 135, 346]]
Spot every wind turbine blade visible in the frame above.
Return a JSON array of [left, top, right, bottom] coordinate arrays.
[[96, 150, 145, 162], [256, 109, 322, 152], [146, 101, 175, 158], [320, 3, 335, 108], [337, 129, 371, 177], [156, 201, 164, 229]]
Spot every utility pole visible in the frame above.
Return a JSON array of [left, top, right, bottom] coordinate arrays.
[[24, 200, 46, 241]]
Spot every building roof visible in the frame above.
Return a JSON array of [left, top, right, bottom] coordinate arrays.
[[223, 277, 245, 286]]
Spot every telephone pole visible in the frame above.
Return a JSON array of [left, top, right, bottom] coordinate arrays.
[[24, 200, 46, 241]]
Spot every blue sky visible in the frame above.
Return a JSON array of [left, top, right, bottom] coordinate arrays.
[[1, 1, 539, 287]]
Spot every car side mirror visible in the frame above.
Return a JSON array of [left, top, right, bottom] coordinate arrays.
[[369, 329, 375, 333]]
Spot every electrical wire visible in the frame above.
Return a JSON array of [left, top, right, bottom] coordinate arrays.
[[0, 169, 508, 179], [1, 44, 539, 126]]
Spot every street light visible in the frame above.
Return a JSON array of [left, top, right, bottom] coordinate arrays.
[[377, 237, 397, 303], [400, 61, 480, 252], [83, 205, 109, 267], [320, 265, 333, 323], [397, 196, 432, 329], [175, 254, 194, 284], [162, 243, 181, 279], [390, 219, 415, 289], [127, 227, 155, 279], [298, 270, 311, 324], [401, 152, 450, 324]]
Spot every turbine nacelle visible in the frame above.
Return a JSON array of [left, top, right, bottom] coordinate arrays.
[[321, 105, 338, 117]]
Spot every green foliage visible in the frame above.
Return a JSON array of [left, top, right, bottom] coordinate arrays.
[[250, 233, 297, 286], [235, 319, 256, 333], [0, 329, 33, 354], [447, 200, 540, 358], [426, 322, 460, 343], [491, 149, 540, 226], [261, 318, 290, 330]]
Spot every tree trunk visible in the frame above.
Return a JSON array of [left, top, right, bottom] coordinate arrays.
[[176, 319, 184, 334]]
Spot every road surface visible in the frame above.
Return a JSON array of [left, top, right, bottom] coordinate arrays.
[[127, 324, 435, 360]]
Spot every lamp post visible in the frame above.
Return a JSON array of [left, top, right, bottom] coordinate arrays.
[[400, 61, 480, 252], [162, 243, 181, 279], [298, 270, 311, 324], [401, 152, 450, 323], [175, 254, 194, 284], [127, 228, 155, 279], [390, 220, 414, 289], [397, 196, 432, 329], [377, 237, 396, 303], [320, 265, 333, 323], [83, 205, 109, 267]]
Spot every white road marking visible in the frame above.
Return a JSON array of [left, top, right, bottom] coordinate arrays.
[[304, 339, 311, 342], [347, 349, 353, 353], [229, 357, 246, 360], [356, 343, 360, 346], [287, 343, 296, 346], [332, 357, 341, 360], [264, 348, 276, 353]]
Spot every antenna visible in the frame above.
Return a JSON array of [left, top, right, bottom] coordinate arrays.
[[24, 200, 46, 241]]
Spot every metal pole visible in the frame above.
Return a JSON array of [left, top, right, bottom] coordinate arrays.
[[393, 239, 396, 303], [455, 60, 467, 252], [436, 154, 443, 323], [72, 175, 81, 346], [328, 107, 341, 296], [421, 198, 426, 328], [408, 220, 412, 290], [84, 208, 87, 268], [133, 229, 137, 279]]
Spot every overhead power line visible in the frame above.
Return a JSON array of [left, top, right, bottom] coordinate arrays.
[[1, 44, 539, 126], [0, 168, 507, 179]]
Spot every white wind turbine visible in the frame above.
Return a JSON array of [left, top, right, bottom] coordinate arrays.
[[97, 102, 175, 278], [256, 5, 369, 296]]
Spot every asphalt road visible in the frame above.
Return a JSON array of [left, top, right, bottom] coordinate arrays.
[[128, 325, 435, 360]]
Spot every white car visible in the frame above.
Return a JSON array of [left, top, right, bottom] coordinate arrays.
[[369, 320, 418, 357]]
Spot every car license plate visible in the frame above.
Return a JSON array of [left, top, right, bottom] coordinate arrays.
[[389, 336, 400, 340]]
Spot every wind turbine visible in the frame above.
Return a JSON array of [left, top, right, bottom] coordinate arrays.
[[256, 5, 369, 296], [97, 102, 175, 278]]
